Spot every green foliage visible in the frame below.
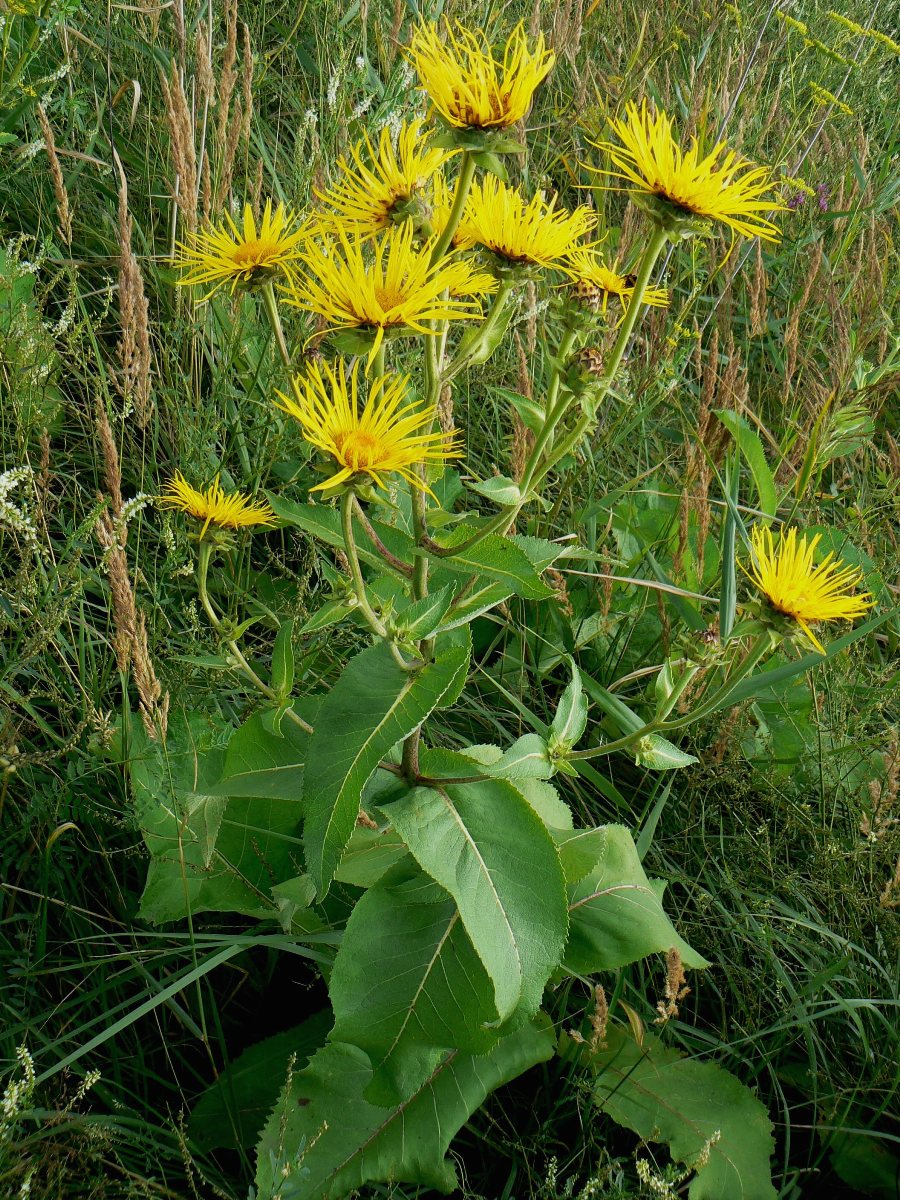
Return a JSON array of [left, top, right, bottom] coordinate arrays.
[[381, 748, 569, 1022], [590, 1026, 777, 1200], [564, 825, 708, 974], [190, 1012, 332, 1153], [0, 0, 896, 1197], [254, 1019, 556, 1199], [303, 629, 471, 894]]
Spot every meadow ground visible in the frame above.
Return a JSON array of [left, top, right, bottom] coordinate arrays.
[[0, 0, 898, 1197]]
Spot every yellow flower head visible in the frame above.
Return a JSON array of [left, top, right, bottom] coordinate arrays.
[[275, 359, 460, 495], [283, 222, 494, 365], [158, 473, 276, 539], [456, 176, 597, 269], [745, 525, 873, 653], [407, 19, 554, 130], [563, 247, 670, 314], [590, 101, 783, 242], [175, 200, 310, 298], [315, 119, 456, 237]]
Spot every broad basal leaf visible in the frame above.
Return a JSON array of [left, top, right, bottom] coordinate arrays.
[[303, 630, 471, 895], [380, 748, 568, 1021], [564, 824, 708, 974], [329, 869, 504, 1104], [190, 1011, 332, 1153], [132, 706, 315, 923], [591, 1026, 777, 1200], [254, 1019, 555, 1199]]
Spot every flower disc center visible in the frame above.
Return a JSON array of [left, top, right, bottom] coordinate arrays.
[[335, 429, 385, 470]]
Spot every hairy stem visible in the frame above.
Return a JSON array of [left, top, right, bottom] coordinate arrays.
[[260, 281, 293, 374]]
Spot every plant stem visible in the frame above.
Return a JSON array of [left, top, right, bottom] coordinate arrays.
[[532, 224, 670, 486], [430, 151, 476, 265], [340, 490, 390, 640], [516, 324, 581, 497], [371, 341, 386, 379], [196, 540, 313, 734], [351, 495, 413, 578], [260, 281, 293, 373], [567, 632, 775, 762]]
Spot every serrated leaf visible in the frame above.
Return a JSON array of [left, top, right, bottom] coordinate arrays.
[[380, 748, 568, 1021], [591, 1026, 777, 1200], [329, 870, 504, 1105], [564, 824, 708, 973], [131, 709, 310, 922], [303, 630, 471, 895], [190, 1012, 332, 1153], [466, 475, 522, 507], [715, 409, 778, 519], [551, 657, 588, 748], [431, 528, 554, 599], [634, 733, 698, 771], [268, 494, 414, 571], [254, 1019, 555, 1199], [490, 733, 553, 780], [395, 585, 455, 640], [332, 825, 409, 888], [299, 597, 355, 634], [552, 826, 610, 884], [491, 386, 546, 434], [460, 745, 573, 828]]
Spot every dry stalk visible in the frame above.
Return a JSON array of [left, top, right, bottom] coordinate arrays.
[[37, 105, 73, 246], [161, 60, 198, 234], [654, 947, 690, 1024], [215, 0, 239, 158], [114, 152, 152, 429], [94, 397, 168, 739]]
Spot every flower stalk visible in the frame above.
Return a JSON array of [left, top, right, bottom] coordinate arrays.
[[196, 539, 313, 733]]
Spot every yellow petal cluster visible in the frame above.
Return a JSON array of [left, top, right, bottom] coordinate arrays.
[[315, 119, 456, 237], [174, 201, 310, 298], [745, 525, 873, 653], [283, 222, 495, 365], [456, 176, 597, 268], [563, 247, 669, 314], [158, 473, 276, 538], [275, 359, 460, 495], [590, 101, 783, 242], [407, 20, 554, 130]]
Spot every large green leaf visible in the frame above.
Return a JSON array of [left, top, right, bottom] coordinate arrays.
[[303, 630, 471, 895], [254, 1019, 555, 1199], [190, 1012, 332, 1153], [380, 748, 568, 1021], [131, 709, 310, 923], [591, 1026, 776, 1199], [431, 528, 555, 599], [329, 869, 504, 1104], [564, 824, 708, 974]]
